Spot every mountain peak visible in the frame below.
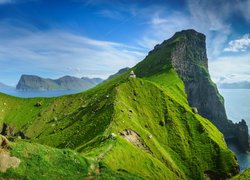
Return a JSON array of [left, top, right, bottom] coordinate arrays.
[[135, 29, 207, 78], [152, 29, 205, 51], [135, 29, 249, 152], [173, 29, 205, 37]]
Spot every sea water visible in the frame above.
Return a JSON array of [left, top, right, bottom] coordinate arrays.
[[219, 89, 250, 171], [0, 87, 81, 98]]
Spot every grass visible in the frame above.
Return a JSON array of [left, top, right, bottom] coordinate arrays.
[[231, 168, 250, 180], [0, 31, 241, 179], [0, 67, 239, 179], [1, 140, 90, 179]]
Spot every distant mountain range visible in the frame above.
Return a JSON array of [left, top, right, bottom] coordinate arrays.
[[0, 82, 13, 88], [218, 81, 250, 89], [16, 75, 103, 91]]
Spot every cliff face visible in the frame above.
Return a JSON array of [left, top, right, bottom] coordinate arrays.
[[16, 75, 103, 91], [170, 30, 228, 131], [135, 29, 249, 152], [170, 30, 249, 151]]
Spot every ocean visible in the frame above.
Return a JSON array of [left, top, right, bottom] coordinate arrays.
[[0, 88, 82, 98], [0, 87, 249, 171], [219, 89, 250, 171]]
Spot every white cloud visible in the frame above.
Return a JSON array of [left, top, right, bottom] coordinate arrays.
[[136, 0, 234, 59], [138, 11, 191, 50], [224, 34, 250, 52], [0, 22, 146, 83], [209, 53, 250, 83], [151, 15, 168, 25], [186, 0, 234, 58]]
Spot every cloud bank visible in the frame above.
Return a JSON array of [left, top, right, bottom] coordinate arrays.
[[224, 34, 250, 52], [0, 22, 146, 84]]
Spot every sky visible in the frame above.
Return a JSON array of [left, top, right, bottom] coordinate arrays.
[[0, 0, 250, 85]]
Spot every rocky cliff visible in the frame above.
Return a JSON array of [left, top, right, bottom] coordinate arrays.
[[16, 75, 103, 91], [135, 29, 249, 152]]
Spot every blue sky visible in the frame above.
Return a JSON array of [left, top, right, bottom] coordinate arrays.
[[0, 0, 250, 85]]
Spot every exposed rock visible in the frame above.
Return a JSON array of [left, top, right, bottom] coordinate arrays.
[[1, 123, 27, 140], [1, 123, 14, 137], [120, 129, 152, 153], [230, 119, 249, 152], [191, 107, 198, 114], [148, 134, 153, 139], [0, 135, 21, 173], [0, 136, 9, 148], [0, 150, 21, 173], [14, 131, 26, 139]]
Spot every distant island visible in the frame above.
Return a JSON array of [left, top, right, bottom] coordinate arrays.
[[219, 81, 250, 89], [0, 82, 13, 88], [16, 75, 103, 91]]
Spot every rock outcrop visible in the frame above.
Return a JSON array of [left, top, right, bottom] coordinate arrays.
[[135, 29, 249, 152], [232, 119, 249, 152]]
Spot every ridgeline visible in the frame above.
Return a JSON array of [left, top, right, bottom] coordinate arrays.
[[0, 29, 248, 179]]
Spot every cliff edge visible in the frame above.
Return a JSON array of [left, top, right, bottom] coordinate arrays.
[[135, 29, 249, 152]]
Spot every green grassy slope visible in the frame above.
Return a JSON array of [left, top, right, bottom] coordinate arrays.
[[1, 139, 140, 179], [0, 69, 239, 179], [231, 168, 250, 180]]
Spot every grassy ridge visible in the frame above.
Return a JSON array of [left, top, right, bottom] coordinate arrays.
[[2, 140, 141, 179], [0, 68, 239, 179]]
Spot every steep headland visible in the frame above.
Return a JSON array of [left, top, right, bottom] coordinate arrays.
[[135, 29, 249, 152], [16, 75, 103, 91], [0, 30, 243, 179]]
